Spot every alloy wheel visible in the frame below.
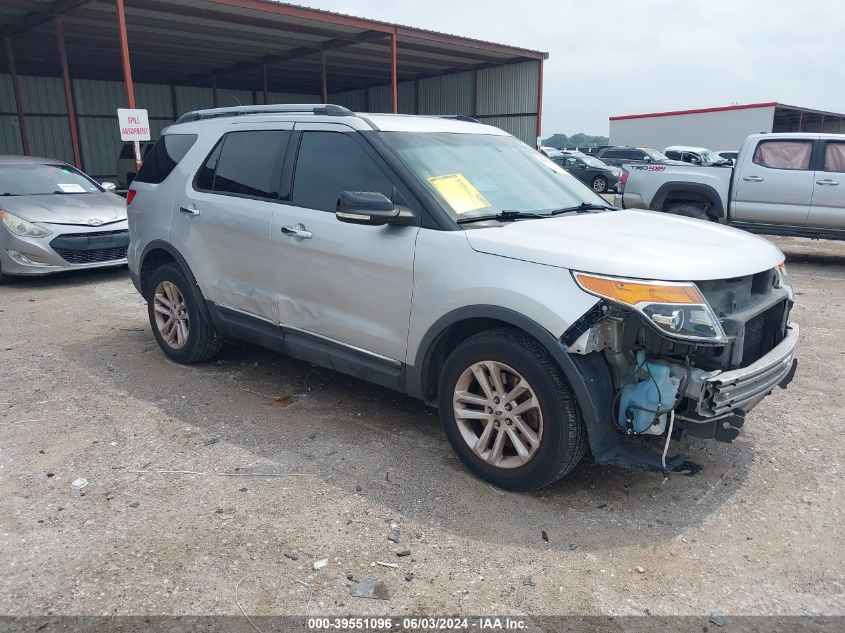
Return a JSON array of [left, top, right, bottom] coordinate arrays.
[[593, 177, 607, 192], [452, 361, 543, 469], [153, 281, 190, 349]]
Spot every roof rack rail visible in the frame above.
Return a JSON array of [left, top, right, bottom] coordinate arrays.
[[436, 114, 481, 123], [174, 104, 354, 124]]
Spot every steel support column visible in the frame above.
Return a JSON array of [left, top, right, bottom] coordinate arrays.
[[3, 36, 29, 156], [535, 58, 544, 147], [115, 0, 136, 109], [391, 28, 398, 113], [262, 64, 269, 104], [320, 51, 328, 103], [115, 0, 141, 171], [54, 17, 82, 168]]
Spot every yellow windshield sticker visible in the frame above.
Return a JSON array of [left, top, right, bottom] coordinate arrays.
[[427, 173, 491, 214]]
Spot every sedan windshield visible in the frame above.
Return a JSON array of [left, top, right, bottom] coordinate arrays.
[[643, 149, 670, 161], [379, 132, 606, 220], [0, 163, 102, 196], [580, 155, 610, 168], [699, 150, 724, 163]]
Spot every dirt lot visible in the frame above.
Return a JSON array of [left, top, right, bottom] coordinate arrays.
[[1, 236, 843, 621]]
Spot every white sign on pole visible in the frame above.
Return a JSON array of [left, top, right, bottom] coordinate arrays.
[[117, 108, 151, 142]]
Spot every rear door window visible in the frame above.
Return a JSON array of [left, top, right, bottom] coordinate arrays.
[[194, 130, 289, 201], [823, 142, 845, 172], [134, 134, 197, 184], [752, 140, 813, 170], [292, 131, 394, 212]]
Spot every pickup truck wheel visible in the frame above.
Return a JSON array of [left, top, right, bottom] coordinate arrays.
[[438, 328, 587, 491], [591, 176, 608, 193], [146, 263, 221, 364], [665, 203, 713, 221]]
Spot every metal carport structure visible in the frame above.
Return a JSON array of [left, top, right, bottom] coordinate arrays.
[[1, 0, 547, 179]]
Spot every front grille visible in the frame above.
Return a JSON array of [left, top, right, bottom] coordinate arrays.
[[58, 229, 127, 239], [50, 229, 129, 265], [741, 300, 787, 366], [54, 246, 127, 264]]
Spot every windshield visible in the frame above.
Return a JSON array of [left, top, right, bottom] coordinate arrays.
[[379, 132, 606, 220], [643, 149, 670, 161], [0, 163, 102, 196], [699, 150, 724, 163], [580, 155, 610, 168]]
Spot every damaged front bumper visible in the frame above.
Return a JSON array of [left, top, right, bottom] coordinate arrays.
[[687, 323, 799, 418]]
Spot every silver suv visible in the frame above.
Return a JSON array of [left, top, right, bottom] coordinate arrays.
[[127, 105, 798, 491]]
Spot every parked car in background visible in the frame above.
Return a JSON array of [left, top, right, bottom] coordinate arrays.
[[117, 141, 155, 188], [616, 132, 845, 240], [595, 146, 684, 167], [0, 156, 127, 282], [552, 150, 621, 193], [128, 104, 797, 491], [717, 150, 739, 164], [539, 146, 564, 159], [664, 146, 732, 166]]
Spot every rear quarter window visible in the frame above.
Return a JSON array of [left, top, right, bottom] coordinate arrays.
[[134, 134, 197, 184]]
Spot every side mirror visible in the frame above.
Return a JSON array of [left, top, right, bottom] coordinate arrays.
[[101, 181, 117, 191], [690, 157, 701, 165], [336, 191, 418, 227]]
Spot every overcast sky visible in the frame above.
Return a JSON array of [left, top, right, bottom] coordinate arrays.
[[294, 0, 844, 137]]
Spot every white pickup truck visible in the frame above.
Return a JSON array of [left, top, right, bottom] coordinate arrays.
[[615, 132, 845, 240]]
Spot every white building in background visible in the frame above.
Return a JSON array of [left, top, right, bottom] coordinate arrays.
[[609, 102, 845, 152]]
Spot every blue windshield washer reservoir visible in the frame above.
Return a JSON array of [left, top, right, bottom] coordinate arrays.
[[617, 351, 679, 435]]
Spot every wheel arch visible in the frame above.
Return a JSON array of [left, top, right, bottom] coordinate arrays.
[[406, 306, 618, 459], [138, 240, 213, 323], [650, 181, 725, 218]]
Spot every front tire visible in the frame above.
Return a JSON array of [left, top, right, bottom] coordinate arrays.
[[592, 176, 608, 193], [438, 328, 587, 491], [664, 203, 714, 221], [146, 263, 221, 364]]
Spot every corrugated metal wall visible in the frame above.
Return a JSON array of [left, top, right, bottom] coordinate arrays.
[[329, 60, 540, 145], [609, 107, 777, 151], [1, 61, 540, 177]]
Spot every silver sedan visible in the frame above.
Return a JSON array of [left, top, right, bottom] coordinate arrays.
[[0, 156, 128, 282]]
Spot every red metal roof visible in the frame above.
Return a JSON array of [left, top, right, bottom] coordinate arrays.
[[609, 102, 779, 121]]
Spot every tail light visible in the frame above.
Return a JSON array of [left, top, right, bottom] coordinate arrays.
[[618, 168, 629, 191], [126, 189, 137, 205]]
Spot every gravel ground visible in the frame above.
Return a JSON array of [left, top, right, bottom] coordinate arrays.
[[0, 236, 843, 620]]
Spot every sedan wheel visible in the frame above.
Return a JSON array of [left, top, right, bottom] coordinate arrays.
[[153, 280, 190, 350], [453, 360, 543, 469], [592, 176, 608, 193]]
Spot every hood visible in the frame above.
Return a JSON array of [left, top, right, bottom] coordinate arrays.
[[464, 209, 784, 281], [0, 192, 126, 225]]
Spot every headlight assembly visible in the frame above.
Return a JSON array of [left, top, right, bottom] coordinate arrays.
[[574, 272, 727, 343], [0, 211, 52, 238], [775, 262, 794, 301]]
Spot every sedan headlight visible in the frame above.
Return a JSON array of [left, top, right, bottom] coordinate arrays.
[[574, 272, 727, 343], [0, 211, 52, 238]]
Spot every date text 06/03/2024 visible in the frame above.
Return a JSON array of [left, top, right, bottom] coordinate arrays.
[[307, 616, 528, 630]]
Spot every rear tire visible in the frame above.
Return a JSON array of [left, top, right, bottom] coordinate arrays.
[[146, 263, 221, 364], [437, 328, 587, 491], [664, 203, 714, 221], [591, 176, 608, 193]]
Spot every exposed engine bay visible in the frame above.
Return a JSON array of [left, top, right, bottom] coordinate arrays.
[[565, 266, 798, 462]]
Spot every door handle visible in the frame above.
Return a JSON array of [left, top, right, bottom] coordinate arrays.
[[743, 176, 764, 182], [179, 206, 200, 216], [816, 179, 839, 186], [281, 224, 313, 240]]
